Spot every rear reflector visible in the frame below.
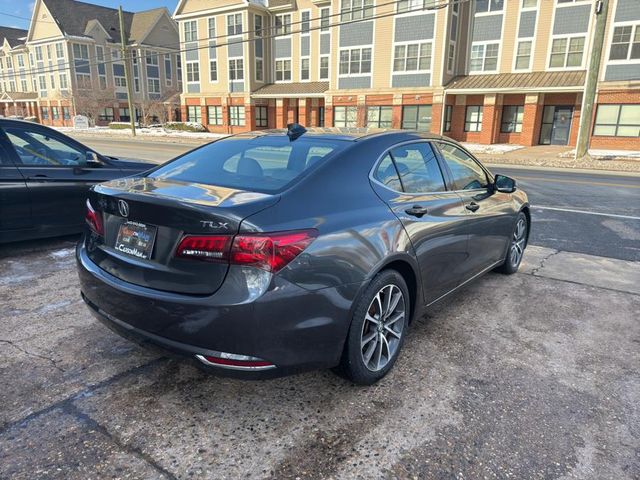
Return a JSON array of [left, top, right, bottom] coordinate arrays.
[[195, 354, 275, 370], [175, 229, 317, 273], [85, 199, 104, 236]]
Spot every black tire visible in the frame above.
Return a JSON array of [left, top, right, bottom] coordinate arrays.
[[335, 269, 410, 385], [495, 211, 528, 275]]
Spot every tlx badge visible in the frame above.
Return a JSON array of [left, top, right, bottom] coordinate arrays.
[[200, 220, 229, 229]]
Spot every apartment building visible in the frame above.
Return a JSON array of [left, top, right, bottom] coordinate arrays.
[[174, 0, 639, 150], [0, 0, 182, 126]]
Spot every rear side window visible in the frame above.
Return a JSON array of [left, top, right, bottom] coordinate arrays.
[[373, 154, 402, 191], [149, 136, 348, 193], [389, 142, 446, 193]]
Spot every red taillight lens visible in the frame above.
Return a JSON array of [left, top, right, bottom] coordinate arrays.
[[175, 229, 317, 272], [230, 230, 317, 272], [175, 235, 232, 262], [85, 199, 104, 236]]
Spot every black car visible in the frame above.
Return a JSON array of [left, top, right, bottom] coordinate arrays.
[[77, 126, 530, 385], [0, 119, 153, 243]]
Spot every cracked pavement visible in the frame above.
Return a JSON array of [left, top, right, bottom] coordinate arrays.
[[1, 236, 639, 479]]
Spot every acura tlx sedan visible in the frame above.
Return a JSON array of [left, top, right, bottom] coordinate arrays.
[[77, 126, 530, 385]]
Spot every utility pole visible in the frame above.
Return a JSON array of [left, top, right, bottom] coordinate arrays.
[[119, 5, 136, 136], [575, 0, 609, 159]]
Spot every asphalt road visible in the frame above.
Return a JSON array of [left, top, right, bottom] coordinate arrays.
[[76, 135, 640, 261]]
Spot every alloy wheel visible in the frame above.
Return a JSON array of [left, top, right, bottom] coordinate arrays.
[[360, 284, 405, 372], [510, 217, 527, 268]]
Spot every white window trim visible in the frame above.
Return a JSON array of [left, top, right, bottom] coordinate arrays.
[[390, 40, 434, 77], [513, 38, 534, 72], [447, 40, 457, 74], [521, 0, 538, 11], [300, 56, 311, 82], [226, 13, 243, 37], [606, 21, 640, 66], [555, 0, 590, 7], [319, 54, 330, 81], [546, 33, 588, 70], [468, 40, 501, 75], [275, 13, 293, 38], [209, 59, 219, 84], [254, 57, 264, 83], [185, 60, 200, 85], [395, 0, 436, 18], [182, 19, 198, 43], [228, 57, 245, 82], [274, 58, 292, 83], [300, 9, 311, 36], [207, 16, 216, 39], [474, 1, 505, 17], [338, 46, 374, 78], [340, 0, 375, 22]]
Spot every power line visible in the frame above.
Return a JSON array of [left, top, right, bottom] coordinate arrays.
[[0, 0, 468, 89]]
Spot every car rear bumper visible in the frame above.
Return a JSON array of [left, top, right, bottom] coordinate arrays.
[[77, 241, 361, 378]]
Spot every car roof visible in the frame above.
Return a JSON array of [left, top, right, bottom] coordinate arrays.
[[230, 127, 450, 143]]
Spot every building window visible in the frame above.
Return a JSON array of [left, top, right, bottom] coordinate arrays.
[[515, 41, 532, 70], [275, 60, 291, 81], [210, 60, 218, 82], [208, 17, 216, 38], [275, 14, 292, 36], [99, 76, 107, 89], [59, 73, 68, 89], [339, 48, 372, 75], [549, 36, 585, 68], [41, 107, 49, 120], [114, 76, 127, 87], [35, 46, 43, 61], [470, 43, 499, 71], [320, 8, 330, 31], [255, 106, 268, 127], [301, 58, 310, 80], [255, 58, 263, 82], [20, 79, 27, 91], [63, 106, 70, 120], [522, 0, 537, 7], [475, 0, 504, 13], [301, 11, 311, 34], [443, 105, 453, 132], [341, 0, 374, 21], [184, 20, 197, 42], [207, 106, 223, 125], [98, 107, 114, 122], [501, 105, 524, 133], [609, 25, 640, 61], [229, 106, 245, 126], [148, 78, 160, 94], [254, 15, 263, 37], [165, 54, 172, 85], [334, 106, 358, 127], [38, 75, 46, 91], [72, 44, 89, 59], [17, 55, 24, 68], [187, 106, 199, 123], [229, 59, 244, 80], [593, 104, 640, 137], [397, 0, 430, 13], [320, 56, 329, 79], [56, 42, 64, 58], [186, 62, 200, 82], [367, 106, 393, 128], [393, 42, 432, 72], [447, 42, 456, 72], [146, 51, 158, 65], [227, 14, 243, 36], [464, 106, 483, 132], [401, 105, 432, 131]]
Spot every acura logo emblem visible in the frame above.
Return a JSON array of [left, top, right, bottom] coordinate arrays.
[[117, 199, 129, 217]]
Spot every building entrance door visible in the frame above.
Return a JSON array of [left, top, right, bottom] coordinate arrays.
[[539, 106, 573, 145]]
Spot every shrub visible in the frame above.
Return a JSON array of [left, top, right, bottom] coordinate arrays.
[[108, 122, 139, 129], [164, 121, 207, 132]]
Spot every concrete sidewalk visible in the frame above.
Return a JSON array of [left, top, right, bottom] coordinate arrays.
[[1, 239, 638, 479]]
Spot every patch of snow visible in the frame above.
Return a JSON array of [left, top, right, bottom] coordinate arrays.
[[461, 143, 525, 155], [54, 125, 226, 140], [50, 248, 75, 259], [561, 149, 640, 160]]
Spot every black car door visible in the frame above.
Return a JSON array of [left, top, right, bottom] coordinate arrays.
[[370, 141, 469, 305], [2, 123, 123, 233], [0, 143, 32, 240], [434, 141, 514, 277]]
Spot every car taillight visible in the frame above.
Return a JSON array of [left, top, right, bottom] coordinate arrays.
[[175, 229, 317, 273], [85, 199, 104, 236], [175, 235, 232, 262]]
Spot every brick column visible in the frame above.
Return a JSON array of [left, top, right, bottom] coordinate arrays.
[[479, 94, 498, 144], [431, 92, 444, 135], [569, 92, 582, 147], [449, 95, 466, 142], [275, 98, 286, 128], [521, 94, 542, 146], [298, 98, 309, 126]]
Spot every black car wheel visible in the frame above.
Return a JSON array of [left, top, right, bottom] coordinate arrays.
[[336, 269, 410, 385], [495, 211, 528, 275]]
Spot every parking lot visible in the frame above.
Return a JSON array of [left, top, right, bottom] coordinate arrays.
[[1, 233, 639, 478]]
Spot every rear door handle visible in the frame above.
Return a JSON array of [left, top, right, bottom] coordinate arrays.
[[466, 202, 480, 212], [28, 174, 49, 181], [405, 205, 429, 217]]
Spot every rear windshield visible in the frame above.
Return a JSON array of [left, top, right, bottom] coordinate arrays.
[[148, 136, 348, 193]]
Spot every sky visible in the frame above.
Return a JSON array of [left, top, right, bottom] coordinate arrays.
[[0, 0, 179, 30]]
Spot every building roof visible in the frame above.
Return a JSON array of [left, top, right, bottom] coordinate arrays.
[[42, 0, 169, 44], [0, 91, 39, 101], [0, 26, 28, 48], [253, 81, 330, 98], [446, 70, 587, 92]]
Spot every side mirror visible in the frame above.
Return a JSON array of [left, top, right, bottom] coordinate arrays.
[[85, 151, 102, 168], [494, 174, 516, 193]]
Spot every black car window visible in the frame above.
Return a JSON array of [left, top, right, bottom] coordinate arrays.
[[149, 136, 347, 193], [437, 142, 489, 191], [389, 142, 446, 193], [373, 154, 402, 191], [4, 127, 87, 167]]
